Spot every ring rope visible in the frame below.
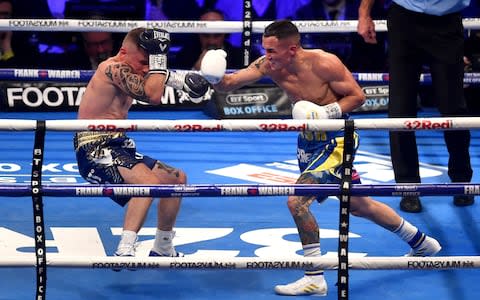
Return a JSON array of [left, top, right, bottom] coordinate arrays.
[[0, 117, 475, 132], [2, 18, 480, 33], [0, 255, 478, 270], [0, 183, 478, 197], [3, 68, 480, 84]]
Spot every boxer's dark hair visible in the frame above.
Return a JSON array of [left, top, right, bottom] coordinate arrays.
[[123, 27, 146, 49], [263, 20, 300, 40]]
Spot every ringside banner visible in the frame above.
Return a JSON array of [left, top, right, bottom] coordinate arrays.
[[205, 84, 389, 119], [0, 82, 213, 112], [204, 85, 292, 119], [0, 82, 388, 114], [355, 85, 389, 113]]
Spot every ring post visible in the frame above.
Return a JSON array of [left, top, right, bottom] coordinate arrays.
[[338, 119, 355, 300], [31, 120, 47, 300], [242, 0, 253, 67]]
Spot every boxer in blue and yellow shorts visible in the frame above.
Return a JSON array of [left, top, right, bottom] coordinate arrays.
[[297, 123, 361, 203], [199, 19, 441, 296]]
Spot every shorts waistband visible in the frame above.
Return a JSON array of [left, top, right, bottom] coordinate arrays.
[[74, 131, 125, 151]]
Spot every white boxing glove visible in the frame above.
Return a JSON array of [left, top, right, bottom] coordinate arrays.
[[292, 100, 342, 119], [200, 49, 227, 84]]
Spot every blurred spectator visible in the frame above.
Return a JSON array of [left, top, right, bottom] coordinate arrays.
[[64, 0, 145, 20], [145, 0, 168, 20], [14, 0, 53, 18], [294, 0, 388, 72], [41, 9, 122, 70], [464, 30, 480, 114], [173, 9, 258, 70], [78, 31, 116, 69], [158, 0, 202, 60], [42, 30, 119, 70], [0, 0, 41, 68], [46, 0, 67, 18], [13, 0, 55, 67], [162, 0, 202, 20], [0, 0, 14, 67]]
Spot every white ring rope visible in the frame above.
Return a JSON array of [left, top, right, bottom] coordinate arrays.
[[0, 19, 378, 33], [0, 255, 478, 270], [2, 18, 480, 33], [0, 117, 476, 132]]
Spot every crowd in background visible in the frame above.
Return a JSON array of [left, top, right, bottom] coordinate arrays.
[[1, 0, 479, 71], [2, 0, 480, 113]]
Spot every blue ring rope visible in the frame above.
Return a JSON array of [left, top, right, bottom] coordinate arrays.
[[3, 68, 480, 85], [0, 183, 477, 197]]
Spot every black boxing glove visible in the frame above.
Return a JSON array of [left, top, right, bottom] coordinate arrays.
[[165, 71, 209, 100], [183, 73, 209, 99], [138, 28, 170, 75]]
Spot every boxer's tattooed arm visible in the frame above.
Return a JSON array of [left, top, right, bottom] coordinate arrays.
[[254, 56, 266, 70], [105, 63, 149, 101], [241, 56, 267, 76]]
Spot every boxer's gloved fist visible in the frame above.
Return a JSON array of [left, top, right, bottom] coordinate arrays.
[[138, 28, 170, 74], [138, 28, 170, 54], [200, 49, 227, 84], [165, 71, 209, 99], [292, 100, 342, 119], [183, 73, 209, 99]]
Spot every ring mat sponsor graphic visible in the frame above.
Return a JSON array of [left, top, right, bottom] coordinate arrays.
[[0, 151, 446, 185], [206, 151, 446, 185], [0, 226, 363, 259]]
